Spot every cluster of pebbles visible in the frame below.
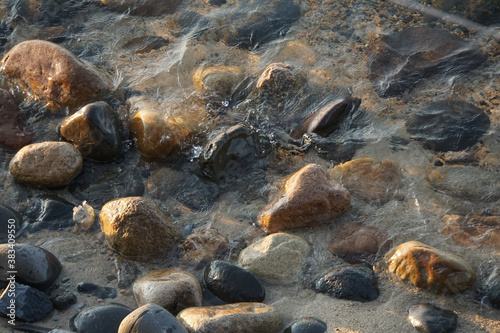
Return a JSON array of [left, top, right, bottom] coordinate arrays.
[[0, 0, 499, 332]]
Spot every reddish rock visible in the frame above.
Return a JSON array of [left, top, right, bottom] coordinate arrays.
[[442, 215, 500, 250], [0, 88, 33, 148]]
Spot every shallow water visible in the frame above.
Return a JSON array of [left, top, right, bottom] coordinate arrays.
[[0, 0, 500, 332]]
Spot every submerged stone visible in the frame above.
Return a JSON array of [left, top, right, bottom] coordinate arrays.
[[405, 101, 490, 152], [192, 65, 246, 98], [181, 228, 229, 262], [70, 304, 131, 333], [476, 265, 500, 309], [0, 88, 33, 148], [0, 282, 53, 322], [284, 317, 328, 333], [428, 0, 500, 25], [408, 303, 457, 333], [101, 0, 182, 16], [77, 282, 117, 299], [442, 215, 500, 249], [118, 304, 188, 333], [122, 36, 170, 54]]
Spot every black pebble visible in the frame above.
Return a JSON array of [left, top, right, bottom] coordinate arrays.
[[0, 282, 53, 322], [27, 197, 75, 232], [70, 305, 131, 333], [284, 317, 328, 333], [50, 288, 77, 311], [408, 303, 457, 333], [77, 282, 117, 299]]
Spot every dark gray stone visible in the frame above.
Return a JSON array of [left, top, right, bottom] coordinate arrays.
[[50, 288, 77, 311], [118, 304, 188, 333], [0, 282, 53, 322], [70, 305, 131, 333], [26, 197, 75, 232], [408, 303, 458, 333], [0, 204, 24, 244], [284, 317, 327, 333], [476, 265, 500, 309], [77, 282, 117, 299]]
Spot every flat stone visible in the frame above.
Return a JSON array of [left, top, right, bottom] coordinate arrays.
[[0, 204, 23, 244], [118, 303, 188, 333], [70, 304, 131, 333], [99, 197, 180, 257], [258, 164, 351, 233], [1, 40, 111, 109], [60, 101, 122, 161], [100, 0, 182, 16], [0, 282, 53, 322], [9, 142, 83, 187], [386, 241, 475, 293], [405, 101, 490, 152], [442, 215, 500, 249], [284, 317, 327, 333], [133, 269, 203, 315], [176, 303, 282, 333], [329, 158, 402, 204], [408, 303, 458, 333], [77, 282, 117, 299], [181, 228, 229, 262], [238, 232, 311, 283], [368, 27, 487, 97], [0, 88, 33, 148]]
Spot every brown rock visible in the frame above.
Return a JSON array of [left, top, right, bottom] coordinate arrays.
[[99, 197, 180, 257], [0, 88, 33, 148], [329, 158, 402, 204], [1, 40, 111, 109], [442, 215, 500, 250], [100, 0, 182, 16], [177, 303, 282, 333], [258, 164, 350, 233], [133, 269, 203, 315], [386, 241, 475, 293], [9, 142, 83, 187], [181, 228, 229, 262]]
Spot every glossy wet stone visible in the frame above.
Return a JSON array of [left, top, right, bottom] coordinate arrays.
[[408, 303, 457, 333], [99, 197, 180, 257], [133, 269, 203, 315], [9, 142, 83, 187], [70, 304, 131, 333], [60, 101, 122, 161], [312, 265, 379, 302], [118, 303, 188, 333], [203, 260, 265, 303], [177, 303, 282, 333], [386, 241, 475, 293], [50, 288, 77, 311], [181, 228, 229, 262], [0, 244, 62, 290], [239, 233, 311, 284], [368, 27, 487, 97], [442, 215, 500, 249], [476, 265, 500, 309], [0, 282, 53, 322], [405, 101, 490, 152], [27, 197, 75, 232], [77, 282, 117, 299], [258, 164, 350, 233], [0, 88, 33, 148], [0, 204, 23, 244], [284, 317, 327, 333]]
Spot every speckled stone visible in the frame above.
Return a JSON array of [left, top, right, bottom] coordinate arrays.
[[118, 303, 188, 333], [408, 303, 457, 333]]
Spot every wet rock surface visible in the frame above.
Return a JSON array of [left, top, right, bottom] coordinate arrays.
[[77, 282, 117, 299], [0, 282, 53, 322], [0, 88, 33, 148], [426, 0, 500, 25], [284, 317, 328, 333], [181, 227, 229, 262], [26, 196, 75, 232], [100, 0, 182, 17], [476, 264, 500, 309], [0, 204, 23, 243], [408, 303, 458, 333], [442, 215, 500, 249], [118, 303, 188, 333], [70, 304, 131, 333]]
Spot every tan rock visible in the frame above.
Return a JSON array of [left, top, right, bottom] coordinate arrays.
[[442, 215, 500, 250], [386, 241, 475, 293], [177, 303, 282, 333], [100, 0, 182, 16], [192, 66, 246, 96], [99, 197, 180, 257], [9, 142, 83, 187], [181, 228, 229, 262], [258, 164, 350, 233], [1, 40, 111, 109], [329, 158, 402, 204], [133, 269, 202, 315]]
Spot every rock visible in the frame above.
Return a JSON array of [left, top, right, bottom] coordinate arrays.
[[238, 233, 311, 283], [303, 135, 365, 164], [60, 101, 122, 161], [368, 27, 487, 97], [99, 197, 180, 257], [73, 201, 96, 230], [1, 40, 111, 108], [258, 164, 351, 233], [199, 124, 258, 180], [328, 225, 392, 264], [27, 196, 75, 232], [70, 304, 132, 333], [386, 241, 475, 293], [115, 258, 142, 289], [284, 317, 328, 333], [429, 0, 500, 25], [426, 166, 500, 202], [176, 303, 282, 333], [329, 158, 402, 204], [0, 244, 62, 290], [0, 88, 33, 148], [77, 282, 117, 299], [50, 288, 77, 311], [0, 204, 23, 244], [192, 66, 246, 98], [405, 101, 490, 152], [122, 36, 170, 54], [100, 0, 182, 16], [118, 303, 188, 333], [311, 265, 379, 302], [133, 269, 203, 315], [0, 282, 53, 322], [476, 265, 500, 308], [181, 228, 229, 262], [9, 142, 83, 187], [442, 215, 500, 249], [291, 95, 361, 139], [8, 0, 88, 26], [203, 261, 265, 303], [408, 303, 458, 333]]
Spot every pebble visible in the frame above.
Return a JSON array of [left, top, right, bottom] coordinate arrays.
[[9, 142, 83, 187], [77, 282, 117, 299], [176, 303, 282, 333], [122, 36, 170, 54], [0, 204, 23, 243], [369, 27, 487, 97], [258, 164, 351, 233], [192, 65, 246, 98], [70, 304, 132, 333], [181, 228, 229, 262], [100, 0, 182, 16], [405, 100, 490, 152], [1, 40, 111, 109], [118, 303, 188, 333], [73, 201, 96, 230], [442, 215, 500, 249], [311, 265, 379, 302], [329, 158, 402, 204], [203, 260, 265, 303], [133, 269, 203, 315], [476, 264, 500, 309], [386, 241, 475, 293], [60, 101, 122, 161], [284, 317, 328, 333], [99, 197, 180, 257], [50, 288, 77, 311], [0, 88, 33, 148], [0, 244, 62, 290], [238, 232, 311, 283], [27, 196, 75, 232], [408, 303, 458, 333], [0, 282, 53, 322]]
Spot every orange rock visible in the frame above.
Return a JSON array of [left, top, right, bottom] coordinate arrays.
[[442, 215, 500, 249], [258, 164, 350, 233]]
